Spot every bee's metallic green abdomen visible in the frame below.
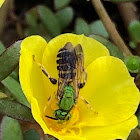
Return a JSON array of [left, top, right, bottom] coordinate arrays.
[[54, 86, 75, 120], [59, 86, 75, 111]]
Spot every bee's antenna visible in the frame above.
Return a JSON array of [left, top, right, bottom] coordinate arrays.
[[45, 115, 58, 120]]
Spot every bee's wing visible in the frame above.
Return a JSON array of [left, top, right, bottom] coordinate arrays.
[[57, 42, 75, 100], [63, 42, 74, 51], [74, 44, 86, 102]]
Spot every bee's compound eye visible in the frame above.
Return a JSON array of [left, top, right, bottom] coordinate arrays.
[[54, 109, 61, 117]]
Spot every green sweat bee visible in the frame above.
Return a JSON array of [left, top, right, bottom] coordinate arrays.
[[33, 42, 95, 121]]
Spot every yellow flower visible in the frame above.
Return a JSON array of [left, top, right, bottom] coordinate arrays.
[[19, 33, 140, 140], [0, 0, 5, 7]]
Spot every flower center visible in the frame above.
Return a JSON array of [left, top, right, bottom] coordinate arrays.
[[42, 94, 80, 135]]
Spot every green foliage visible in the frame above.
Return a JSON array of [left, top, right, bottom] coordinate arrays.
[[24, 129, 40, 140], [25, 7, 50, 39], [0, 92, 7, 98], [128, 20, 140, 43], [26, 12, 37, 27], [90, 34, 124, 60], [54, 0, 71, 10], [1, 76, 29, 107], [25, 23, 44, 36], [75, 19, 109, 37], [0, 99, 34, 121], [0, 41, 5, 54], [25, 8, 42, 36], [38, 5, 61, 37], [89, 20, 109, 38], [0, 116, 23, 140], [124, 55, 140, 73], [0, 41, 21, 81], [0, 83, 12, 98], [56, 7, 73, 30], [129, 41, 137, 49], [1, 0, 140, 139], [75, 18, 90, 36], [10, 70, 19, 81]]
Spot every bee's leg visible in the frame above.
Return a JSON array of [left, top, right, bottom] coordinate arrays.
[[33, 55, 57, 84], [44, 93, 59, 120], [79, 95, 98, 114], [78, 70, 87, 89]]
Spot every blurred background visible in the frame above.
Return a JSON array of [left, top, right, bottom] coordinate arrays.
[[0, 0, 140, 140], [0, 0, 138, 47]]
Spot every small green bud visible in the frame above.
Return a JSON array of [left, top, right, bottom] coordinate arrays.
[[124, 56, 140, 73]]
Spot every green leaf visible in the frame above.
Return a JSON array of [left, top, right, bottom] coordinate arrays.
[[89, 20, 109, 38], [0, 41, 5, 54], [26, 13, 37, 27], [1, 76, 30, 107], [124, 55, 140, 73], [0, 41, 21, 81], [25, 8, 38, 27], [25, 24, 51, 42], [24, 129, 40, 140], [0, 83, 13, 98], [75, 18, 90, 36], [56, 7, 73, 30], [0, 116, 23, 140], [25, 26, 40, 36], [10, 71, 19, 81], [89, 34, 124, 60], [0, 92, 7, 98], [128, 20, 140, 43], [38, 5, 61, 37], [9, 63, 19, 81], [0, 99, 34, 121], [54, 0, 71, 10]]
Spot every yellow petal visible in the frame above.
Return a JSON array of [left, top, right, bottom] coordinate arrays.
[[19, 35, 58, 138], [81, 115, 138, 140], [19, 35, 47, 111], [0, 0, 5, 7], [31, 96, 137, 140], [78, 56, 140, 126], [60, 135, 85, 140], [30, 97, 67, 139], [42, 33, 109, 102], [19, 35, 84, 140], [31, 97, 84, 140]]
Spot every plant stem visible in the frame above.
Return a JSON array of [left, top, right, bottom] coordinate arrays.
[[117, 2, 140, 56], [118, 2, 138, 30], [91, 0, 132, 56]]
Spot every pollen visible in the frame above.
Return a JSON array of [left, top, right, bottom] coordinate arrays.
[[42, 95, 80, 135]]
